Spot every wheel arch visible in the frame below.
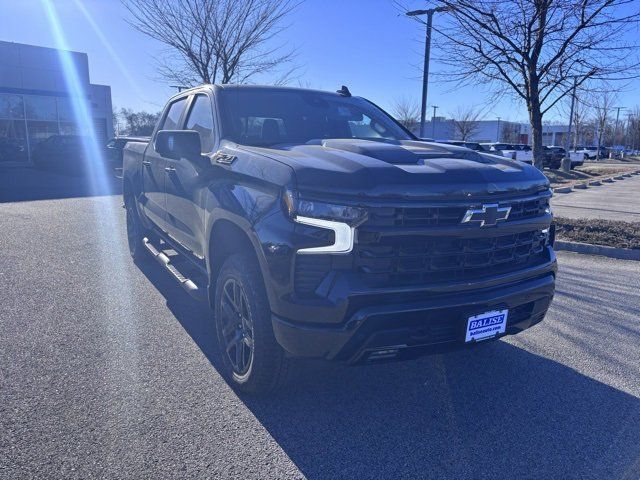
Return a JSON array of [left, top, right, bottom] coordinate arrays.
[[207, 218, 268, 309]]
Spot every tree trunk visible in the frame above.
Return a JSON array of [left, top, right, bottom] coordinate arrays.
[[529, 107, 545, 170]]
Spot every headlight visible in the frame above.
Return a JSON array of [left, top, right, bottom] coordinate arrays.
[[283, 190, 367, 226], [542, 224, 555, 247], [283, 190, 367, 254]]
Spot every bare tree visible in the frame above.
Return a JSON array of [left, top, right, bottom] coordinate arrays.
[[628, 106, 640, 153], [450, 106, 483, 140], [392, 97, 421, 133], [590, 90, 617, 160], [428, 0, 640, 169], [123, 0, 299, 86], [559, 94, 591, 149]]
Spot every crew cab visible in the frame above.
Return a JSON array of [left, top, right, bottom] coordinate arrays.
[[123, 85, 556, 393]]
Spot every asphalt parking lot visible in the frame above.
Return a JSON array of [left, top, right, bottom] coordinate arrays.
[[551, 173, 640, 221], [1, 168, 639, 479]]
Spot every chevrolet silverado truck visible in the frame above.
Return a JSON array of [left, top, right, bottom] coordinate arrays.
[[123, 85, 556, 393]]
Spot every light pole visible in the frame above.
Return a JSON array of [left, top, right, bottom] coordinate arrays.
[[431, 105, 439, 138], [406, 7, 449, 138]]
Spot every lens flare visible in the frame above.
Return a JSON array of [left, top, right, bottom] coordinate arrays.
[[40, 0, 140, 411], [72, 0, 147, 102]]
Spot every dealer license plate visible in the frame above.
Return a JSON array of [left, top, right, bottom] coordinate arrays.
[[465, 309, 508, 343]]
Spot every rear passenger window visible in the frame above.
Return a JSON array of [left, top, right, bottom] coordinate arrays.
[[185, 95, 215, 152], [160, 98, 187, 131]]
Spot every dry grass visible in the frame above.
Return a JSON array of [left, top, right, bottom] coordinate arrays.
[[554, 217, 640, 250]]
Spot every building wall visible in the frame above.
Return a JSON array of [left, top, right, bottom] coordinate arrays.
[[421, 118, 525, 143], [0, 41, 113, 165]]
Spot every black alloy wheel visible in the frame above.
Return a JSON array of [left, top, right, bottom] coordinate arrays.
[[219, 278, 255, 376]]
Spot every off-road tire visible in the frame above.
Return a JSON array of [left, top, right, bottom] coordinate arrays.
[[214, 253, 290, 394], [125, 198, 150, 263]]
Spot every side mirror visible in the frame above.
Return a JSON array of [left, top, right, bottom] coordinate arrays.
[[156, 130, 202, 162]]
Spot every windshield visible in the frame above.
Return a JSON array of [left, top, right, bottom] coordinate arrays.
[[218, 88, 412, 146]]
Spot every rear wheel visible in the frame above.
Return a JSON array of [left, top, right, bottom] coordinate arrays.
[[125, 198, 150, 262], [214, 253, 289, 394]]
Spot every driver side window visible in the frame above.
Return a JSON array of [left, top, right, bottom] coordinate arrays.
[[185, 95, 215, 153], [160, 98, 187, 131]]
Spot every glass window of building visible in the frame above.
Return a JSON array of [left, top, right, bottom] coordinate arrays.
[[24, 95, 58, 121], [24, 95, 59, 150], [0, 94, 25, 120], [0, 94, 28, 163]]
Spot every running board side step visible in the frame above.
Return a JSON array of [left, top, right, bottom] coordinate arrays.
[[143, 237, 207, 302]]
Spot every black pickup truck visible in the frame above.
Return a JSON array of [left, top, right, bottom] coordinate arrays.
[[123, 85, 556, 393]]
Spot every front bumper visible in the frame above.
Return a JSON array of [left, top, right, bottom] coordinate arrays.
[[272, 271, 555, 363]]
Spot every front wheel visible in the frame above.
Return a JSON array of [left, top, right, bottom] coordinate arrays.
[[214, 253, 289, 394]]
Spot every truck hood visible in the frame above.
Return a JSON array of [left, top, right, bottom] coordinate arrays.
[[239, 139, 549, 200]]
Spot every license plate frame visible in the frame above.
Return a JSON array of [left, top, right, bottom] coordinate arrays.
[[465, 309, 509, 343]]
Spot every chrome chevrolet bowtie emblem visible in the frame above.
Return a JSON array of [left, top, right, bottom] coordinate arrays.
[[461, 204, 511, 227]]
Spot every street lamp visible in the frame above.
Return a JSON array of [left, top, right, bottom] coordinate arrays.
[[406, 7, 449, 138]]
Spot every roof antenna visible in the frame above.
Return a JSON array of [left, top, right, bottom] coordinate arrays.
[[336, 85, 351, 97]]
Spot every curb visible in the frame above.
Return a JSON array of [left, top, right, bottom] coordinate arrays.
[[551, 170, 640, 194], [555, 240, 640, 261]]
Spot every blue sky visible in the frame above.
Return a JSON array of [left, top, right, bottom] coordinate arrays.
[[3, 0, 639, 122]]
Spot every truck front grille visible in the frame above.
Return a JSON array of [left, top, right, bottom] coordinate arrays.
[[354, 230, 547, 287], [365, 196, 549, 228]]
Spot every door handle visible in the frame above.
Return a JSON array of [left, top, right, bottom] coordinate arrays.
[[142, 160, 151, 166], [164, 166, 176, 173]]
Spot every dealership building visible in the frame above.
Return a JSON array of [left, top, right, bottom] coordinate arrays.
[[0, 41, 113, 165]]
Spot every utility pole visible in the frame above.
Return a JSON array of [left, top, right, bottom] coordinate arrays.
[[406, 7, 449, 138], [625, 112, 633, 151], [613, 106, 626, 149], [170, 85, 187, 93], [562, 77, 577, 172], [431, 105, 439, 139], [496, 117, 501, 142]]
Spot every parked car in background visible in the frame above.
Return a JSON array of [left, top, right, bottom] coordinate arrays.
[[480, 143, 533, 164], [441, 140, 484, 151], [513, 144, 534, 164], [123, 84, 556, 393], [31, 135, 94, 174], [548, 146, 583, 169], [574, 146, 598, 160], [542, 146, 561, 169], [106, 136, 150, 167]]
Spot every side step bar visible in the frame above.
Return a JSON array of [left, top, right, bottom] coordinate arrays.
[[143, 237, 207, 302]]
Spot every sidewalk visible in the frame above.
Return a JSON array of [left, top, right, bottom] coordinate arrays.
[[550, 174, 640, 221]]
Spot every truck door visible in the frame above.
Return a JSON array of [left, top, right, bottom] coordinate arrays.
[[141, 97, 188, 233], [164, 93, 215, 257]]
